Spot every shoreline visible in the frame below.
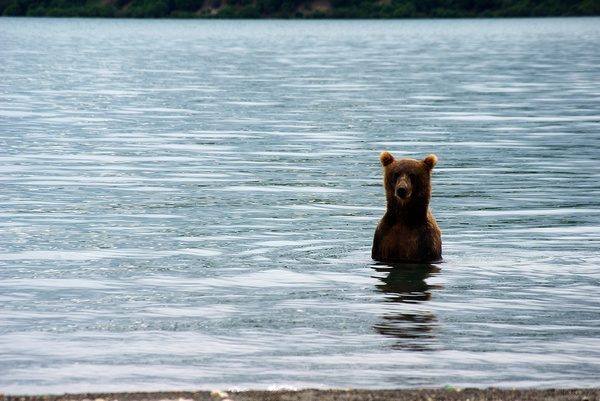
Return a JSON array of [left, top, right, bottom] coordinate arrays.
[[3, 389, 599, 401]]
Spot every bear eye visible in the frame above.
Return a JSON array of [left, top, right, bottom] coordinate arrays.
[[409, 173, 416, 181], [392, 172, 400, 181]]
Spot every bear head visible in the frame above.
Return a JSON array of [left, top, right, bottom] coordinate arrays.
[[380, 151, 438, 214]]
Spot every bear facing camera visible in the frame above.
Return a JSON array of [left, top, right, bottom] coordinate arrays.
[[372, 151, 442, 263]]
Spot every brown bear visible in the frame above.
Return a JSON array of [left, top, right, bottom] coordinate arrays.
[[372, 151, 442, 263]]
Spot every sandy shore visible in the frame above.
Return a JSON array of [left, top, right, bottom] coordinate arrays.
[[3, 389, 599, 401]]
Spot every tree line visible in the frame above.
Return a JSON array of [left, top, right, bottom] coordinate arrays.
[[1, 0, 598, 18]]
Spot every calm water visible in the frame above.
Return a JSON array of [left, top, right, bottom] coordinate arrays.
[[1, 17, 599, 394]]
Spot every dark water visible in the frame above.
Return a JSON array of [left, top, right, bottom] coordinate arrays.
[[1, 18, 599, 394]]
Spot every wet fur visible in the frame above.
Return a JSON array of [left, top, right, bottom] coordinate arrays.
[[372, 152, 442, 263]]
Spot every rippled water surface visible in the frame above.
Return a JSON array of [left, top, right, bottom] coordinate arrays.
[[1, 17, 599, 394]]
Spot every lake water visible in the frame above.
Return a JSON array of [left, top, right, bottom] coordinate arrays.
[[1, 17, 599, 394]]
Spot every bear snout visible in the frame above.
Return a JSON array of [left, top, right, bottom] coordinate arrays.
[[395, 184, 410, 199]]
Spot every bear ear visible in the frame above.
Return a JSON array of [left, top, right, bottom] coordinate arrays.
[[380, 151, 395, 167], [422, 154, 438, 170]]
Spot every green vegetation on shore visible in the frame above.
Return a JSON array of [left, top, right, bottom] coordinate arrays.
[[1, 0, 598, 19]]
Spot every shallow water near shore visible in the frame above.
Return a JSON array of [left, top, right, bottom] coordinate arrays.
[[1, 18, 599, 394]]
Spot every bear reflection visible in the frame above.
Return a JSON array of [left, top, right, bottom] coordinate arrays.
[[372, 263, 442, 351]]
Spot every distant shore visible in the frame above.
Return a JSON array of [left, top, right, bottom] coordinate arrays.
[[3, 389, 600, 401], [1, 0, 598, 19]]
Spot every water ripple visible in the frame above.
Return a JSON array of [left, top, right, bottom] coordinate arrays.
[[1, 18, 599, 393]]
